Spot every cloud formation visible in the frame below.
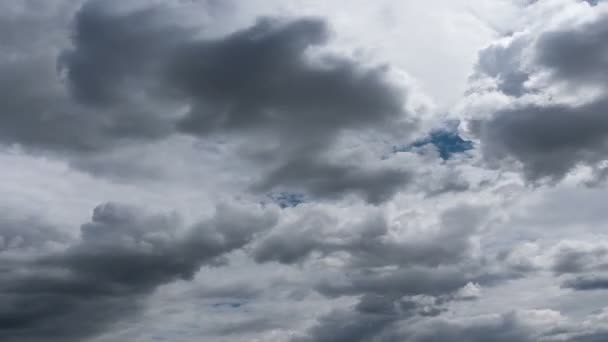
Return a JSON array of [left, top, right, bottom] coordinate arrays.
[[466, 2, 608, 183], [0, 0, 421, 203], [3, 0, 608, 341], [0, 202, 276, 341]]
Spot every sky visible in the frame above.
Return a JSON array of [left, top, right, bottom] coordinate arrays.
[[2, 0, 608, 341]]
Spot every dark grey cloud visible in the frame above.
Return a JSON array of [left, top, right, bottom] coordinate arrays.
[[0, 0, 416, 202], [469, 9, 608, 183], [60, 2, 412, 145], [0, 1, 179, 153], [61, 2, 188, 106], [292, 307, 399, 342], [569, 331, 608, 342], [292, 294, 446, 342], [551, 243, 608, 275], [0, 202, 276, 342], [316, 266, 473, 299], [476, 99, 608, 182], [167, 17, 409, 138], [253, 158, 411, 205], [162, 15, 415, 202], [534, 13, 608, 88], [562, 275, 608, 291], [0, 2, 84, 151]]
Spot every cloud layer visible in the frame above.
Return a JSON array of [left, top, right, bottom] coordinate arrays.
[[3, 0, 608, 341]]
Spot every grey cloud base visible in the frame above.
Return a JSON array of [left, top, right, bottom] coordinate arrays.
[[469, 7, 608, 183], [1, 0, 416, 203], [0, 203, 276, 342]]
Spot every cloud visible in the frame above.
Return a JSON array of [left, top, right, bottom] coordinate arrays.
[[477, 99, 608, 181], [253, 204, 509, 341], [464, 3, 608, 183], [6, 1, 608, 341], [493, 238, 608, 276], [562, 275, 608, 291], [550, 241, 608, 275], [534, 8, 608, 87], [291, 307, 398, 342], [473, 34, 531, 97], [0, 1, 189, 154], [253, 205, 483, 267], [292, 293, 451, 342], [254, 159, 411, 205], [0, 0, 419, 203], [61, 2, 190, 107], [0, 202, 277, 342], [0, 211, 68, 251], [168, 18, 406, 135], [163, 15, 417, 202], [297, 309, 566, 342], [388, 312, 535, 342]]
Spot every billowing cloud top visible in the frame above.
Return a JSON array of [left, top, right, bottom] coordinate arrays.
[[2, 0, 608, 341]]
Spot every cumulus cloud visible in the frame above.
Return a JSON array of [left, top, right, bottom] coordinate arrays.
[[464, 1, 608, 183], [162, 13, 417, 202], [253, 205, 483, 267], [0, 202, 276, 341], [0, 0, 419, 203], [550, 240, 608, 274], [252, 204, 520, 341]]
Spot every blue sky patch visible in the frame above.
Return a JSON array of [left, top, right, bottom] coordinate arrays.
[[396, 129, 474, 160]]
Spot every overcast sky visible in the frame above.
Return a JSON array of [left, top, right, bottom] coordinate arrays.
[[2, 0, 608, 341]]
